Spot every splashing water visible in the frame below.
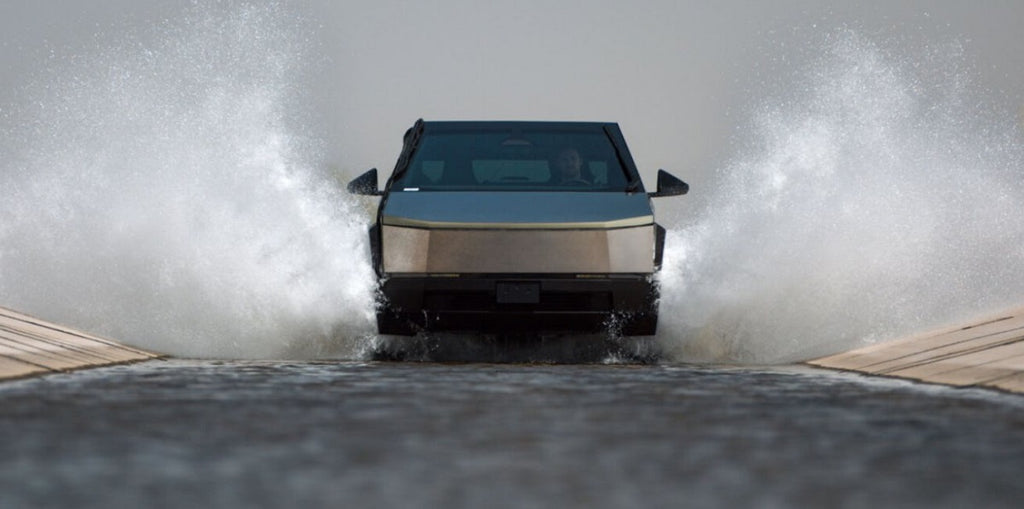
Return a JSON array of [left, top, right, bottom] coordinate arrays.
[[5, 14, 1021, 365], [0, 5, 376, 358], [657, 31, 1024, 363]]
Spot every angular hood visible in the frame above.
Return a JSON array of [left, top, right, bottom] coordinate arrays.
[[381, 191, 654, 229]]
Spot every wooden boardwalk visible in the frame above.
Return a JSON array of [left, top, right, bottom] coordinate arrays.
[[0, 306, 161, 380], [809, 306, 1024, 394]]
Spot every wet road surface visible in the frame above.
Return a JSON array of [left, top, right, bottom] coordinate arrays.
[[1, 359, 1022, 508]]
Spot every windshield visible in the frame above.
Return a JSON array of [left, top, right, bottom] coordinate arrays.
[[392, 128, 632, 191]]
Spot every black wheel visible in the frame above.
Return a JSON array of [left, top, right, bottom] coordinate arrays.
[[619, 290, 659, 336], [376, 306, 417, 336], [620, 310, 658, 336]]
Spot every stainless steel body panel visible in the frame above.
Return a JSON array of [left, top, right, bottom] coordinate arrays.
[[382, 225, 655, 274]]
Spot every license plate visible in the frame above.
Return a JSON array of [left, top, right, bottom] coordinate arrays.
[[496, 282, 540, 304]]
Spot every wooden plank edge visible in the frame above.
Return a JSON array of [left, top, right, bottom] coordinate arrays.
[[0, 306, 166, 382]]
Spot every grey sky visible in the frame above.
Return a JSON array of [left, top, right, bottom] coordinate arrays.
[[2, 0, 1022, 190]]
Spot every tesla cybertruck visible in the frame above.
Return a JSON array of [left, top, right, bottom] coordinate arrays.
[[348, 120, 688, 336]]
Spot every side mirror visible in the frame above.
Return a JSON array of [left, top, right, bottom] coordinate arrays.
[[347, 168, 383, 196], [648, 169, 688, 197]]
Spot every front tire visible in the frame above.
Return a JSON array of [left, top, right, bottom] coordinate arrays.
[[376, 305, 417, 336]]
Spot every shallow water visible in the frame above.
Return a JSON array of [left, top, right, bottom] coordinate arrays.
[[1, 359, 1021, 508]]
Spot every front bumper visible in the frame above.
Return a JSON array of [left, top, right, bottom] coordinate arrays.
[[376, 274, 658, 336]]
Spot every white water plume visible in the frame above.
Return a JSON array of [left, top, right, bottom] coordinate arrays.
[[658, 31, 1024, 363], [0, 4, 376, 358]]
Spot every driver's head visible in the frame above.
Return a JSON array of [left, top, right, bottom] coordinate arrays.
[[555, 148, 582, 180]]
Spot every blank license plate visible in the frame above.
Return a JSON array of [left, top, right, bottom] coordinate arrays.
[[496, 282, 540, 304]]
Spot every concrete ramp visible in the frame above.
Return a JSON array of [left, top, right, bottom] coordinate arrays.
[[0, 306, 161, 380], [809, 306, 1024, 394]]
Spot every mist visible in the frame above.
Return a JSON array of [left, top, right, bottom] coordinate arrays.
[[658, 30, 1024, 362], [5, 2, 1022, 190]]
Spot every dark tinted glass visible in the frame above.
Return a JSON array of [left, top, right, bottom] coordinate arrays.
[[393, 129, 631, 191]]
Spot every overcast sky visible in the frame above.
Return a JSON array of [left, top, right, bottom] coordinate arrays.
[[2, 0, 1022, 190]]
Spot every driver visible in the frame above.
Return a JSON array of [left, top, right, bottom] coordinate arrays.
[[554, 148, 589, 185]]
